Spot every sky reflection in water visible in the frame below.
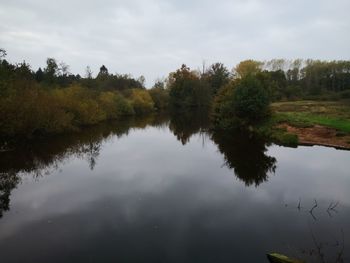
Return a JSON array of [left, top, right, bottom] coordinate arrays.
[[0, 113, 349, 263]]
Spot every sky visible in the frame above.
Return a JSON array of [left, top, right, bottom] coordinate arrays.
[[0, 0, 349, 87]]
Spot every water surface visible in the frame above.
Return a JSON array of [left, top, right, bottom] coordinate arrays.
[[0, 112, 349, 262]]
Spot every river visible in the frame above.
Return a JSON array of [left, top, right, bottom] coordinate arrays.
[[0, 112, 349, 262]]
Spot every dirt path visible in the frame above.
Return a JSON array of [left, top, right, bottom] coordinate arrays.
[[279, 124, 350, 150]]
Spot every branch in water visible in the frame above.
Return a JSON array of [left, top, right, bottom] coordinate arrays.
[[309, 199, 318, 221]]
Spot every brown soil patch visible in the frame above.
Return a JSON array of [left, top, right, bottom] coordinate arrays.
[[278, 124, 350, 150]]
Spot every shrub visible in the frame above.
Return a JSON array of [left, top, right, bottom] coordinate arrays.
[[232, 76, 270, 124], [53, 85, 105, 126], [98, 91, 134, 119], [0, 86, 73, 136], [149, 87, 169, 110], [212, 76, 270, 129], [129, 89, 155, 114]]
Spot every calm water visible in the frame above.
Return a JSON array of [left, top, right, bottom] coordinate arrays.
[[0, 112, 349, 263]]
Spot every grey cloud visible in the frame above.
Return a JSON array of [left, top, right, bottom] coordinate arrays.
[[0, 0, 349, 86]]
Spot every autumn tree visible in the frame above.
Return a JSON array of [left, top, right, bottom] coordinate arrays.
[[169, 64, 210, 107], [234, 60, 263, 79]]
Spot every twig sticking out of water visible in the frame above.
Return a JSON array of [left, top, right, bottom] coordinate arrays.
[[297, 198, 301, 211], [309, 199, 318, 221], [330, 201, 339, 211], [327, 201, 339, 217]]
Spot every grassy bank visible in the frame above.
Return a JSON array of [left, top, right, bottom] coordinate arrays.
[[265, 100, 350, 147], [272, 100, 350, 131]]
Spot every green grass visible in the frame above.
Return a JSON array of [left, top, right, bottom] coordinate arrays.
[[274, 112, 350, 133], [249, 100, 350, 147], [271, 100, 350, 133]]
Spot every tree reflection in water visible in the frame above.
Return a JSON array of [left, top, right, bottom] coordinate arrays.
[[168, 108, 276, 186], [0, 172, 20, 218], [212, 131, 276, 186], [168, 108, 210, 145], [0, 111, 277, 219], [0, 114, 168, 218]]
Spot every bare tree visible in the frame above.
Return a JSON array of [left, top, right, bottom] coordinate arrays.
[[85, 66, 93, 79]]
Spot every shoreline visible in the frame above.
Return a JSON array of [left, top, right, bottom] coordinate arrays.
[[279, 123, 350, 150]]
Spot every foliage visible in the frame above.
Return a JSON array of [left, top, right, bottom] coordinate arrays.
[[211, 82, 238, 129], [0, 49, 156, 139], [53, 85, 106, 126], [234, 60, 263, 78], [233, 76, 270, 124], [149, 85, 169, 110], [128, 89, 155, 114], [0, 85, 74, 136], [0, 83, 139, 138], [98, 91, 134, 119], [2, 47, 350, 140], [168, 64, 211, 107], [206, 62, 230, 95], [212, 76, 270, 129]]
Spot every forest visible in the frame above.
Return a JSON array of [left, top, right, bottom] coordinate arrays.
[[1, 48, 350, 143]]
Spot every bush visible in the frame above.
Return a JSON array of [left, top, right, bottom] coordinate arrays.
[[233, 76, 270, 124], [168, 64, 210, 107], [98, 91, 134, 119], [0, 86, 74, 136], [149, 87, 169, 110], [53, 85, 105, 126], [212, 76, 270, 129], [128, 89, 155, 114]]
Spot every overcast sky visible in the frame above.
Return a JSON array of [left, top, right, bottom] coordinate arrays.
[[1, 0, 349, 86]]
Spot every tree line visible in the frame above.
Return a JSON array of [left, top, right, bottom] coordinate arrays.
[[165, 59, 350, 109], [0, 49, 168, 139], [1, 48, 350, 139]]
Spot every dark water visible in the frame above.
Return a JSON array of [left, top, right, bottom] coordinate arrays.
[[0, 112, 349, 263]]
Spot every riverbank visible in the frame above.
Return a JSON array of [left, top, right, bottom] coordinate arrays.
[[269, 100, 350, 149]]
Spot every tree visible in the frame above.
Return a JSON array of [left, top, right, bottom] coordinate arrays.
[[0, 49, 6, 59], [59, 62, 70, 76], [153, 79, 165, 89], [85, 66, 93, 79], [97, 65, 109, 80], [212, 75, 270, 129], [233, 75, 270, 124], [45, 58, 58, 76], [35, 68, 44, 82], [129, 89, 154, 114], [168, 64, 209, 107], [44, 58, 58, 84], [207, 62, 230, 95], [234, 60, 262, 79], [137, 75, 146, 88], [150, 80, 169, 110]]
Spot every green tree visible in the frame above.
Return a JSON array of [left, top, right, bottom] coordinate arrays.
[[35, 68, 44, 82], [207, 62, 230, 95], [213, 76, 270, 129], [44, 58, 58, 84], [0, 49, 6, 59], [149, 81, 169, 110], [169, 64, 209, 107], [97, 65, 109, 79]]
